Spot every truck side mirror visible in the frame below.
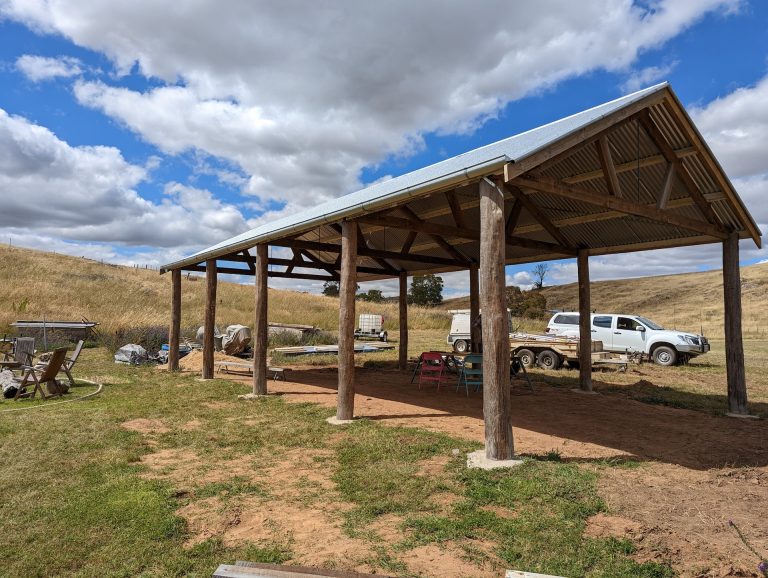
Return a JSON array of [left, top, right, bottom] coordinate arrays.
[[637, 326, 646, 332]]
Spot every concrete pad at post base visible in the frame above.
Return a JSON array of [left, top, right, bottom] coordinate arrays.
[[467, 449, 524, 470], [326, 416, 356, 425], [238, 393, 269, 400], [726, 412, 760, 419], [570, 387, 598, 395]]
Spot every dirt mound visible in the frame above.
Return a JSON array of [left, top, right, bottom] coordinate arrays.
[[178, 349, 250, 372]]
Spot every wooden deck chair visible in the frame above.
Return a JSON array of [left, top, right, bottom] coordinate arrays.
[[60, 340, 84, 386], [457, 353, 483, 396], [417, 352, 446, 390], [4, 337, 35, 366], [14, 347, 68, 400]]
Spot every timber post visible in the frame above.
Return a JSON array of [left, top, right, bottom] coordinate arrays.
[[168, 268, 181, 371], [336, 221, 357, 421], [577, 249, 592, 392], [723, 232, 748, 415], [202, 259, 217, 380], [253, 245, 268, 395], [469, 263, 480, 351], [398, 271, 408, 371], [479, 178, 514, 460]]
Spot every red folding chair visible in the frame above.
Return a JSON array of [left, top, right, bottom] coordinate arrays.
[[417, 352, 446, 391]]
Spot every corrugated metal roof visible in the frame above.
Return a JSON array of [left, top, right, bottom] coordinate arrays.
[[161, 83, 672, 272]]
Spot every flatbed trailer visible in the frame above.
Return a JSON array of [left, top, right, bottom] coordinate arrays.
[[509, 332, 628, 371]]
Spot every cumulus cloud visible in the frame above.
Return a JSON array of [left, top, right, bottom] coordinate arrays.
[[621, 61, 679, 93], [16, 54, 83, 81], [1, 0, 740, 215], [0, 108, 249, 255]]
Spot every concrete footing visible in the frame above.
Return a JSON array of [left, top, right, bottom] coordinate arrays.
[[238, 393, 268, 401], [725, 412, 760, 419], [326, 416, 356, 425], [467, 449, 524, 470], [570, 388, 599, 395]]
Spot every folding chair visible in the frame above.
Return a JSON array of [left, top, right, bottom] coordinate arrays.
[[457, 353, 483, 396], [60, 340, 84, 386], [13, 347, 68, 400], [417, 352, 446, 390], [4, 337, 35, 366]]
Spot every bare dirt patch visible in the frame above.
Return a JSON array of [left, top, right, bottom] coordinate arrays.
[[181, 419, 202, 431], [121, 418, 170, 434], [401, 543, 499, 577], [584, 512, 642, 539]]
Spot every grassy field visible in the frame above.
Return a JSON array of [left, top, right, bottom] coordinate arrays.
[[0, 348, 675, 577]]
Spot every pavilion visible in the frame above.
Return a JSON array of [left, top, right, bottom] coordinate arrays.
[[160, 82, 761, 462]]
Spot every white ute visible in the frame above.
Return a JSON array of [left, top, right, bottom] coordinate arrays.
[[546, 312, 710, 366]]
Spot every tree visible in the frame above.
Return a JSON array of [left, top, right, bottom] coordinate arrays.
[[505, 285, 548, 319], [357, 289, 384, 303], [408, 274, 443, 306], [322, 281, 339, 297], [532, 263, 550, 289]]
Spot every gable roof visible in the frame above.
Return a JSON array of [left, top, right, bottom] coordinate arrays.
[[161, 83, 760, 275]]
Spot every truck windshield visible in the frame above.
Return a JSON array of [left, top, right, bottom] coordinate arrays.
[[636, 316, 664, 330]]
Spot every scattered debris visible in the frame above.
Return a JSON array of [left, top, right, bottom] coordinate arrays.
[[273, 342, 394, 356], [114, 343, 149, 365], [221, 324, 251, 355]]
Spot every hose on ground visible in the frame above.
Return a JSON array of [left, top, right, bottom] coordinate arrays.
[[0, 378, 104, 413]]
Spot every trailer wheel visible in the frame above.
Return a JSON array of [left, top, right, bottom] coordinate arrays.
[[537, 349, 562, 370], [380, 331, 388, 342], [453, 339, 469, 354], [516, 348, 536, 368]]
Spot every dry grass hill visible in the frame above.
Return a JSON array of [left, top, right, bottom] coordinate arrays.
[[2, 244, 767, 342], [443, 261, 768, 338], [0, 245, 449, 342]]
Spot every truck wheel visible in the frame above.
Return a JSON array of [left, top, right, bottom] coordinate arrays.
[[652, 345, 678, 366], [380, 332, 388, 342], [453, 340, 469, 353], [537, 349, 561, 370], [517, 348, 535, 368]]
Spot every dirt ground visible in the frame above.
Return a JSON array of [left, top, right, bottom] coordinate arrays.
[[197, 363, 768, 578]]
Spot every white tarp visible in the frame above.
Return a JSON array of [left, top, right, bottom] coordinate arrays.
[[114, 344, 149, 364], [222, 325, 251, 355]]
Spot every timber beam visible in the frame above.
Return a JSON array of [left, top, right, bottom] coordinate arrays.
[[512, 175, 728, 240], [398, 206, 470, 263], [595, 136, 622, 197], [183, 264, 340, 281], [500, 183, 573, 248]]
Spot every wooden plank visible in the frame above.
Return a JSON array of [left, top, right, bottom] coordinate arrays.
[[253, 244, 268, 396], [268, 271, 340, 282], [337, 222, 357, 421], [657, 163, 675, 210], [445, 190, 466, 228], [577, 250, 592, 392], [638, 110, 724, 229], [469, 263, 480, 353], [357, 214, 576, 255], [513, 176, 728, 240], [722, 232, 748, 414], [213, 561, 389, 577], [400, 230, 418, 255], [397, 206, 470, 263], [398, 272, 408, 371], [202, 259, 217, 380], [268, 257, 390, 277], [479, 179, 514, 460], [595, 136, 622, 197], [168, 269, 181, 371], [502, 183, 572, 247], [564, 147, 695, 185], [505, 198, 523, 235], [272, 238, 464, 267]]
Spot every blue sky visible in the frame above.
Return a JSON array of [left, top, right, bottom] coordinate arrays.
[[1, 1, 767, 296]]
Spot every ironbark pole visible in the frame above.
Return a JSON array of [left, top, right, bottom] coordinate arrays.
[[469, 263, 480, 351], [202, 259, 217, 380], [336, 222, 357, 420], [168, 268, 181, 371], [253, 245, 268, 395], [577, 249, 592, 391], [723, 232, 748, 414], [479, 179, 514, 460], [398, 272, 408, 370]]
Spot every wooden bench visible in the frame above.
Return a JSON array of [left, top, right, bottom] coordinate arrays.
[[215, 362, 289, 380]]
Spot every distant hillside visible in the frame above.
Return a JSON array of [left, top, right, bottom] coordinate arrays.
[[442, 262, 768, 338], [0, 246, 450, 339]]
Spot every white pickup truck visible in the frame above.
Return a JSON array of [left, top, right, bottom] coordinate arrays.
[[546, 312, 710, 366]]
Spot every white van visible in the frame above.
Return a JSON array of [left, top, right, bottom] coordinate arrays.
[[546, 312, 709, 366], [446, 309, 513, 353]]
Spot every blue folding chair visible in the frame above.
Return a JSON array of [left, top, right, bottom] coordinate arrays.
[[456, 353, 482, 396]]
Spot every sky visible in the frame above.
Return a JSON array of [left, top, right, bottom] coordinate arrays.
[[1, 0, 767, 297]]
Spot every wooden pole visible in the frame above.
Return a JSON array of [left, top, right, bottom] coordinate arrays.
[[469, 263, 480, 352], [202, 259, 217, 380], [253, 245, 268, 395], [398, 272, 408, 371], [723, 232, 748, 414], [479, 179, 514, 460], [577, 249, 592, 392], [336, 221, 357, 420], [168, 268, 181, 371]]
